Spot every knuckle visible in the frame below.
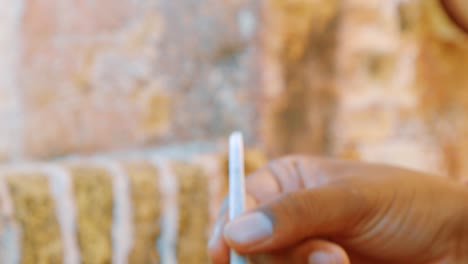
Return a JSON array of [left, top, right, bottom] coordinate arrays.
[[273, 155, 307, 165], [271, 191, 309, 218]]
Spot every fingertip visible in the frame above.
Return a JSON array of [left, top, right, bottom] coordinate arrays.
[[291, 240, 350, 264], [208, 212, 230, 263], [208, 249, 229, 264], [308, 248, 350, 264], [308, 251, 343, 264], [207, 231, 230, 264], [223, 212, 274, 254]]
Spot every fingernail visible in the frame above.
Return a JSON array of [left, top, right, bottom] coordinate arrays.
[[224, 212, 273, 244], [308, 251, 334, 264]]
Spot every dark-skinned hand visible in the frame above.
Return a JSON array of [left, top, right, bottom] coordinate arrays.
[[208, 157, 468, 264]]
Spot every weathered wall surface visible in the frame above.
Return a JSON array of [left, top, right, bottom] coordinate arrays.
[[0, 151, 265, 264], [1, 0, 468, 262], [258, 0, 339, 156], [0, 0, 468, 181], [334, 0, 468, 182], [0, 0, 260, 160]]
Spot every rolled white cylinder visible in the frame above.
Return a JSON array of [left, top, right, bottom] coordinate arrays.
[[228, 132, 247, 264]]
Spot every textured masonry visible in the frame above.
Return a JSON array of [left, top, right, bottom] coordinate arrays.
[[1, 0, 467, 183], [1, 0, 468, 262], [0, 152, 265, 264], [332, 0, 468, 182]]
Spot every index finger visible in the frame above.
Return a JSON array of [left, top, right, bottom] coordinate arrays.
[[245, 156, 335, 204], [208, 156, 353, 263], [208, 194, 258, 264]]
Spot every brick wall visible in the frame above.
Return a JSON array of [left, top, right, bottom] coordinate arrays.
[[0, 155, 210, 263], [0, 151, 266, 264], [1, 0, 468, 263], [0, 0, 467, 175], [0, 0, 260, 160], [334, 0, 468, 181]]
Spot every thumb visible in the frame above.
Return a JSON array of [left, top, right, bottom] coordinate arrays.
[[223, 185, 370, 253]]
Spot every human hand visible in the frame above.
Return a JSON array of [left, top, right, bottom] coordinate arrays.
[[208, 156, 468, 263], [441, 0, 468, 33]]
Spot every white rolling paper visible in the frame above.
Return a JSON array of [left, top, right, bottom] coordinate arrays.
[[228, 132, 248, 264]]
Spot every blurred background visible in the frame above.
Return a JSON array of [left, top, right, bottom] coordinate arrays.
[[0, 0, 468, 262], [1, 0, 468, 180]]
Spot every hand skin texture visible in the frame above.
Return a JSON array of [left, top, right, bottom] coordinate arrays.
[[208, 157, 468, 264], [440, 0, 468, 33]]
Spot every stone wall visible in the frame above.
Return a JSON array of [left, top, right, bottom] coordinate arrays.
[[1, 0, 468, 262], [0, 156, 210, 263], [0, 150, 265, 264], [0, 0, 260, 160], [333, 0, 468, 181], [258, 0, 339, 156], [0, 0, 467, 179]]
